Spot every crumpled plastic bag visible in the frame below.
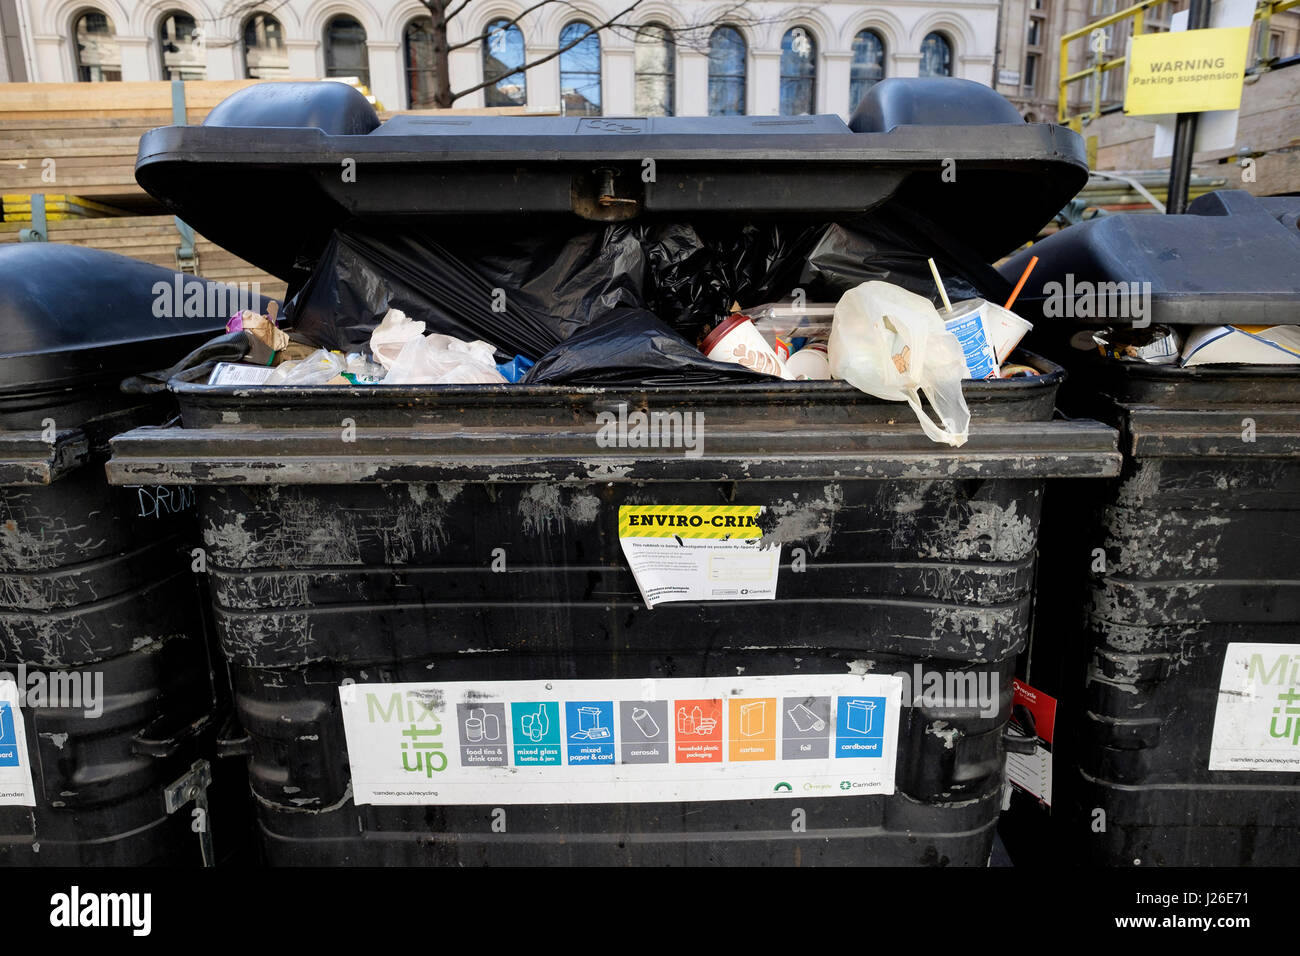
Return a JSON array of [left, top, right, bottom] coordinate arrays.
[[828, 281, 971, 446], [263, 349, 347, 385], [383, 334, 507, 385], [283, 220, 820, 359], [369, 307, 426, 369]]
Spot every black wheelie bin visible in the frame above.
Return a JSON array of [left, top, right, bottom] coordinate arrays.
[[998, 190, 1300, 866], [0, 244, 257, 866], [105, 78, 1121, 866]]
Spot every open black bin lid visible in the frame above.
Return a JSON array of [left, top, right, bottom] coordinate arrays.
[[1000, 190, 1300, 326], [0, 243, 262, 399], [135, 78, 1088, 282]]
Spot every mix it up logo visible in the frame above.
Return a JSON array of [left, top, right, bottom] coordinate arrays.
[[366, 690, 447, 776], [0, 668, 103, 718], [151, 276, 262, 320], [1040, 274, 1153, 328], [596, 403, 705, 459], [1253, 652, 1300, 745]]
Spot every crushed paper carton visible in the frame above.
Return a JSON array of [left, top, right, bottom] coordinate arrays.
[[1094, 325, 1181, 365], [943, 300, 1034, 379], [1181, 325, 1300, 366]]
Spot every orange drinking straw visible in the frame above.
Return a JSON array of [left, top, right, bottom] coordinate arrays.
[[1004, 256, 1039, 311]]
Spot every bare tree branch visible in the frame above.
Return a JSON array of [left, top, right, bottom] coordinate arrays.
[[453, 0, 646, 100], [194, 0, 298, 49], [446, 0, 565, 52], [444, 0, 473, 23]]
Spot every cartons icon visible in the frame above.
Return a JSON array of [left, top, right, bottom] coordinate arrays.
[[740, 701, 766, 737]]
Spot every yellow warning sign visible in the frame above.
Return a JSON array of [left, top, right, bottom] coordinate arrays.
[[1124, 27, 1250, 115], [618, 505, 763, 539]]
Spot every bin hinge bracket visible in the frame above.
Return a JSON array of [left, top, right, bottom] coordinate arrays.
[[571, 166, 642, 221], [18, 193, 47, 242], [169, 82, 200, 274], [174, 217, 199, 275], [164, 758, 215, 867]]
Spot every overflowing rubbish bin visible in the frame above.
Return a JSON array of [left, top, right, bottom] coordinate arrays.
[[997, 190, 1300, 866], [0, 244, 253, 865], [105, 78, 1121, 865]]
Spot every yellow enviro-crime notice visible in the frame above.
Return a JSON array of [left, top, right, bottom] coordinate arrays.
[[1124, 26, 1251, 115]]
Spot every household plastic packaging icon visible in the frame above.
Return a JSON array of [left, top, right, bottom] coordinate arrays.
[[828, 281, 971, 447]]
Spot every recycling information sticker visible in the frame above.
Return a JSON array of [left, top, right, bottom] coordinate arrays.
[[617, 504, 780, 608], [1209, 643, 1300, 772], [339, 674, 902, 806], [0, 680, 36, 806]]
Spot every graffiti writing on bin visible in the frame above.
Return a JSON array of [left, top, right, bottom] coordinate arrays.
[[132, 485, 196, 519]]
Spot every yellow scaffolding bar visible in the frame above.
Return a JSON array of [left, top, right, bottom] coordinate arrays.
[[1058, 0, 1299, 127]]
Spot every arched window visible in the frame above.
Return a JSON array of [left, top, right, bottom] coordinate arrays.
[[324, 16, 369, 87], [634, 24, 675, 116], [483, 18, 526, 107], [849, 30, 885, 112], [779, 27, 816, 115], [74, 10, 121, 82], [559, 21, 600, 116], [159, 11, 204, 81], [243, 13, 288, 79], [404, 18, 437, 108], [707, 26, 746, 116], [919, 32, 952, 76]]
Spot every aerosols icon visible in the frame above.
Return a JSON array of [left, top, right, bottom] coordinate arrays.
[[631, 707, 660, 738]]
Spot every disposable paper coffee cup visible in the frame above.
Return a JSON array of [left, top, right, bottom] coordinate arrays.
[[702, 314, 787, 378], [978, 301, 1033, 364]]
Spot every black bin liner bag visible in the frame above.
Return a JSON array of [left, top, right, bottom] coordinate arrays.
[[284, 210, 1008, 385]]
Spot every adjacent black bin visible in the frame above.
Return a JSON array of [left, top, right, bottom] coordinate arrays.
[[998, 191, 1300, 866], [0, 244, 250, 866], [106, 78, 1121, 866]]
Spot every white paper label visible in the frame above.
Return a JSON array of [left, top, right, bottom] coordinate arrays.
[[1005, 742, 1053, 804], [208, 362, 275, 386], [0, 680, 37, 806], [339, 674, 902, 806], [618, 505, 780, 608], [1209, 643, 1300, 772], [1004, 679, 1056, 805]]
